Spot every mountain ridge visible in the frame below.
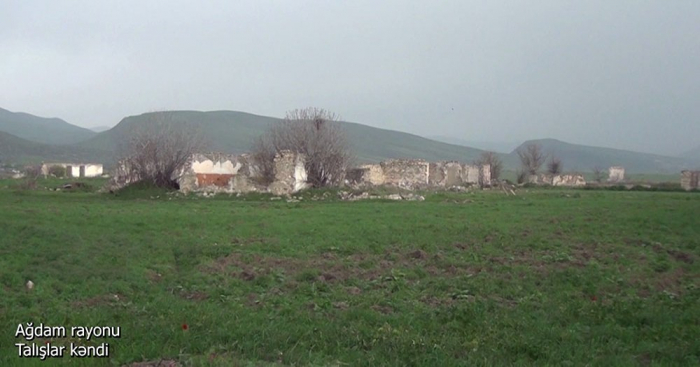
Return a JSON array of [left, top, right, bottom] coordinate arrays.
[[0, 107, 97, 145], [0, 107, 696, 173]]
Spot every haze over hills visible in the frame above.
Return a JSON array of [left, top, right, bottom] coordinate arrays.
[[680, 145, 700, 160], [0, 131, 104, 164], [88, 126, 113, 133], [427, 136, 520, 154], [0, 107, 97, 145], [506, 139, 698, 174], [0, 107, 696, 174], [76, 111, 486, 164]]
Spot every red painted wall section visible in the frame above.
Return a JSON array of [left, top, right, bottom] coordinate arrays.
[[196, 174, 234, 187]]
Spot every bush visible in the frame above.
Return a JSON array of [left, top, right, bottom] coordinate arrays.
[[48, 165, 66, 178]]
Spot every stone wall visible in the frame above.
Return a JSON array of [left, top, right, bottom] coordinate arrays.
[[681, 170, 700, 191], [608, 166, 625, 182], [108, 151, 308, 195], [346, 164, 384, 187], [268, 150, 309, 195], [179, 153, 256, 193], [552, 173, 586, 187], [348, 159, 490, 189], [529, 173, 586, 187], [380, 159, 430, 189]]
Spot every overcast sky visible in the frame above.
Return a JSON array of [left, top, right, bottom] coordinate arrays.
[[1, 1, 698, 155]]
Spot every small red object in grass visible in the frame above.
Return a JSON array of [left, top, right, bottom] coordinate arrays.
[[591, 295, 598, 302], [182, 323, 188, 331]]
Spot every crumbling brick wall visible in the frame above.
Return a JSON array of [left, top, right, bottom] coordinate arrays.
[[108, 151, 308, 195], [179, 153, 255, 193]]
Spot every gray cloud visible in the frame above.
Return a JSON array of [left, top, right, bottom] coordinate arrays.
[[1, 0, 698, 155]]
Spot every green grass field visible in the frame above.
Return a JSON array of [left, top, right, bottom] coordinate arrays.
[[1, 179, 699, 366]]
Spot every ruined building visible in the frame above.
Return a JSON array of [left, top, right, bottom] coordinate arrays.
[[681, 170, 700, 191], [346, 159, 490, 189], [108, 151, 308, 195], [608, 166, 625, 183], [41, 163, 104, 178], [527, 173, 586, 187]]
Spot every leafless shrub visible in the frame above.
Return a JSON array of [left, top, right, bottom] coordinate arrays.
[[18, 165, 42, 190], [253, 107, 354, 188], [116, 112, 206, 189], [516, 169, 528, 184], [48, 165, 66, 178], [251, 135, 277, 185], [474, 151, 503, 181], [517, 143, 546, 175], [592, 166, 606, 183], [547, 156, 563, 175]]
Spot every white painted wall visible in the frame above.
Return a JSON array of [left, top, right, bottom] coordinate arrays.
[[191, 159, 241, 174]]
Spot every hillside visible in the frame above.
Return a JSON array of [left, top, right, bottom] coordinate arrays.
[[77, 110, 486, 164], [427, 136, 520, 154], [507, 139, 697, 174], [88, 125, 112, 133], [0, 107, 96, 145], [680, 145, 700, 161], [0, 131, 106, 165], [3, 108, 696, 174]]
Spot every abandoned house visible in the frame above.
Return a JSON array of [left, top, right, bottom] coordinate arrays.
[[608, 166, 625, 182], [41, 163, 104, 178], [107, 150, 308, 195], [681, 170, 700, 191]]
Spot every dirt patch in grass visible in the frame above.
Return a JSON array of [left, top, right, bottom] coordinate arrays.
[[421, 296, 455, 308], [204, 248, 466, 283], [71, 294, 124, 308], [371, 304, 394, 314], [666, 249, 694, 264], [179, 290, 209, 301], [146, 270, 163, 283]]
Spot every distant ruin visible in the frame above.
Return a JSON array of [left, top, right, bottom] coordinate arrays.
[[681, 170, 699, 191], [41, 163, 103, 178], [527, 173, 586, 187], [346, 160, 490, 189], [608, 166, 625, 182]]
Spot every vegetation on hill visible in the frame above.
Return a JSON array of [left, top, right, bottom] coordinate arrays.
[[77, 110, 486, 164], [0, 107, 96, 145], [0, 131, 105, 165]]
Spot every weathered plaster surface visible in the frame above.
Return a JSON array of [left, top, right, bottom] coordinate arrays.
[[608, 166, 625, 182], [681, 170, 700, 191]]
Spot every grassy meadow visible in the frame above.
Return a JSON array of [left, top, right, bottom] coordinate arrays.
[[0, 178, 699, 366]]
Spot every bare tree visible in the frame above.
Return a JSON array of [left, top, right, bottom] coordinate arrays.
[[592, 166, 606, 183], [117, 112, 206, 189], [18, 164, 42, 190], [546, 156, 563, 175], [517, 143, 546, 176], [253, 107, 354, 188], [474, 151, 503, 181]]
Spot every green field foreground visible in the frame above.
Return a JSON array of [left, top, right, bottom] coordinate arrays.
[[1, 181, 699, 366]]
